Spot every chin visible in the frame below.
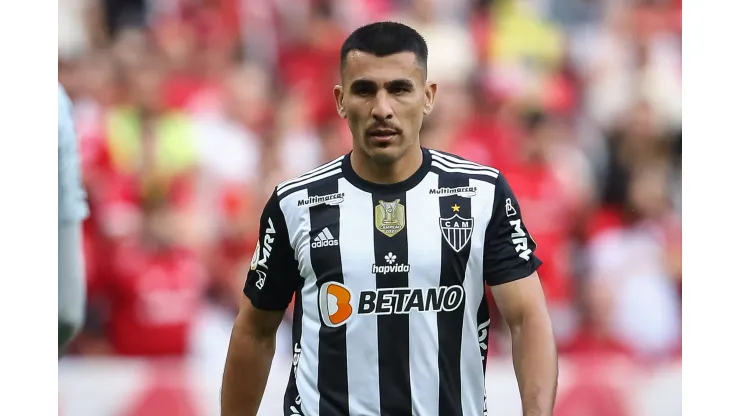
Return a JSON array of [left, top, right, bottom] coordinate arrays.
[[366, 145, 404, 165]]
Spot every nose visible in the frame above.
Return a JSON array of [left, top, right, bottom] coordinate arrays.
[[371, 91, 393, 121]]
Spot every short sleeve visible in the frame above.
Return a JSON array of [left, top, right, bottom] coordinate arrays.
[[243, 188, 302, 311], [58, 84, 89, 224], [483, 174, 542, 286]]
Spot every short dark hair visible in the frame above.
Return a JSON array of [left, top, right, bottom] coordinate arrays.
[[340, 22, 428, 76]]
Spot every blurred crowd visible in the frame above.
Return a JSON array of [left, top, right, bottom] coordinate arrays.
[[58, 0, 682, 364]]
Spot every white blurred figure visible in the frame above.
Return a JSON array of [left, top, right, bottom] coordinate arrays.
[[587, 165, 681, 359], [191, 64, 267, 238], [274, 90, 323, 180], [569, 4, 682, 132], [58, 0, 94, 61], [58, 83, 89, 354], [392, 0, 477, 87]]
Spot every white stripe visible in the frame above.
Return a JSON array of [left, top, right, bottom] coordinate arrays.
[[280, 189, 321, 415], [431, 161, 499, 179], [337, 178, 381, 416], [277, 169, 343, 196], [406, 173, 442, 416], [431, 154, 499, 174], [324, 228, 335, 240], [460, 179, 496, 416], [429, 150, 499, 173], [277, 157, 344, 192]]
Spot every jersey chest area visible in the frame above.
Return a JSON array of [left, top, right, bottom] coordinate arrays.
[[287, 187, 492, 288]]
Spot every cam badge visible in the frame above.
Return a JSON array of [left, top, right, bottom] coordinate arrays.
[[374, 199, 406, 237], [439, 214, 474, 252]]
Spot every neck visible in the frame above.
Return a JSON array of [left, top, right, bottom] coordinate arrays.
[[350, 147, 423, 185]]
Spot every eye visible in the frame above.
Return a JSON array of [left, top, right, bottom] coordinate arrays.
[[354, 87, 374, 97], [389, 86, 412, 95], [350, 82, 376, 97]]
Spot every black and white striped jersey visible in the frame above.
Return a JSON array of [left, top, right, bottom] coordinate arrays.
[[244, 148, 542, 416]]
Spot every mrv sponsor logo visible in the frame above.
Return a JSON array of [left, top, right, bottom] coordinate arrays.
[[319, 282, 465, 327], [371, 252, 410, 274], [510, 219, 532, 261], [249, 217, 277, 289], [297, 192, 345, 207]]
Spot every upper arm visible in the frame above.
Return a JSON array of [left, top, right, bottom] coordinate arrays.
[[490, 272, 548, 327], [482, 174, 546, 326], [234, 294, 286, 339], [58, 84, 88, 224], [243, 188, 302, 312], [482, 174, 542, 286]]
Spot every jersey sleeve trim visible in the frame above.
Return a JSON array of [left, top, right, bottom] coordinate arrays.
[[485, 257, 542, 286]]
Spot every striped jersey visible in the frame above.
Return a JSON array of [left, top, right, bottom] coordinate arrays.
[[244, 148, 542, 416]]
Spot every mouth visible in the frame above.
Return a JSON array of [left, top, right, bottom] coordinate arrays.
[[367, 128, 400, 144]]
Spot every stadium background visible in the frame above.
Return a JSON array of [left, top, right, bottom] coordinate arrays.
[[57, 0, 682, 414]]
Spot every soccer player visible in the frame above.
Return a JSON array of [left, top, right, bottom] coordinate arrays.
[[222, 22, 558, 416], [58, 83, 89, 354]]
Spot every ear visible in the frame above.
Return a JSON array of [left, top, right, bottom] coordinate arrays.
[[423, 81, 437, 116], [333, 85, 346, 118]]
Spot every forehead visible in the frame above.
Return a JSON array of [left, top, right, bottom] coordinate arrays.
[[343, 51, 423, 84]]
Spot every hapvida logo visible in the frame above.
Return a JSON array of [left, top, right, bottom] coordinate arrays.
[[371, 264, 411, 274], [371, 252, 410, 274]]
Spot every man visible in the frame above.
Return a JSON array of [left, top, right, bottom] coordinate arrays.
[[221, 22, 558, 416], [58, 83, 89, 353]]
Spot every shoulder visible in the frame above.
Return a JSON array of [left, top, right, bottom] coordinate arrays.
[[274, 154, 347, 201], [427, 148, 503, 185]]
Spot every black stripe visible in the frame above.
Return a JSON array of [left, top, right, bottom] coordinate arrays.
[[308, 180, 350, 416], [283, 282, 304, 415], [437, 173, 473, 416], [371, 193, 412, 415], [478, 294, 491, 416], [477, 294, 491, 372]]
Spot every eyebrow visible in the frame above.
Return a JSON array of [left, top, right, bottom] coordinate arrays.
[[349, 78, 416, 90]]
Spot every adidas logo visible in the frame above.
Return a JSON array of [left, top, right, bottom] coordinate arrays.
[[311, 227, 338, 248]]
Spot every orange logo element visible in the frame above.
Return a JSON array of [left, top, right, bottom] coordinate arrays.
[[319, 282, 353, 327]]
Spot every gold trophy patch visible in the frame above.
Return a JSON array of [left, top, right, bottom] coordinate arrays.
[[374, 199, 406, 237]]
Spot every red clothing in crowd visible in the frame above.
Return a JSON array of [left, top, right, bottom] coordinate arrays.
[[502, 162, 574, 302], [101, 243, 205, 356], [278, 38, 341, 126], [560, 329, 634, 358]]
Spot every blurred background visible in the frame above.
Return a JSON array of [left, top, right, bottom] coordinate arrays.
[[58, 0, 682, 414]]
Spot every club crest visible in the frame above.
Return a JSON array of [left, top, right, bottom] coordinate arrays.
[[439, 214, 474, 252]]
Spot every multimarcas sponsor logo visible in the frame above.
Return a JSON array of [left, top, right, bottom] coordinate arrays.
[[297, 192, 345, 207], [429, 186, 477, 197]]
